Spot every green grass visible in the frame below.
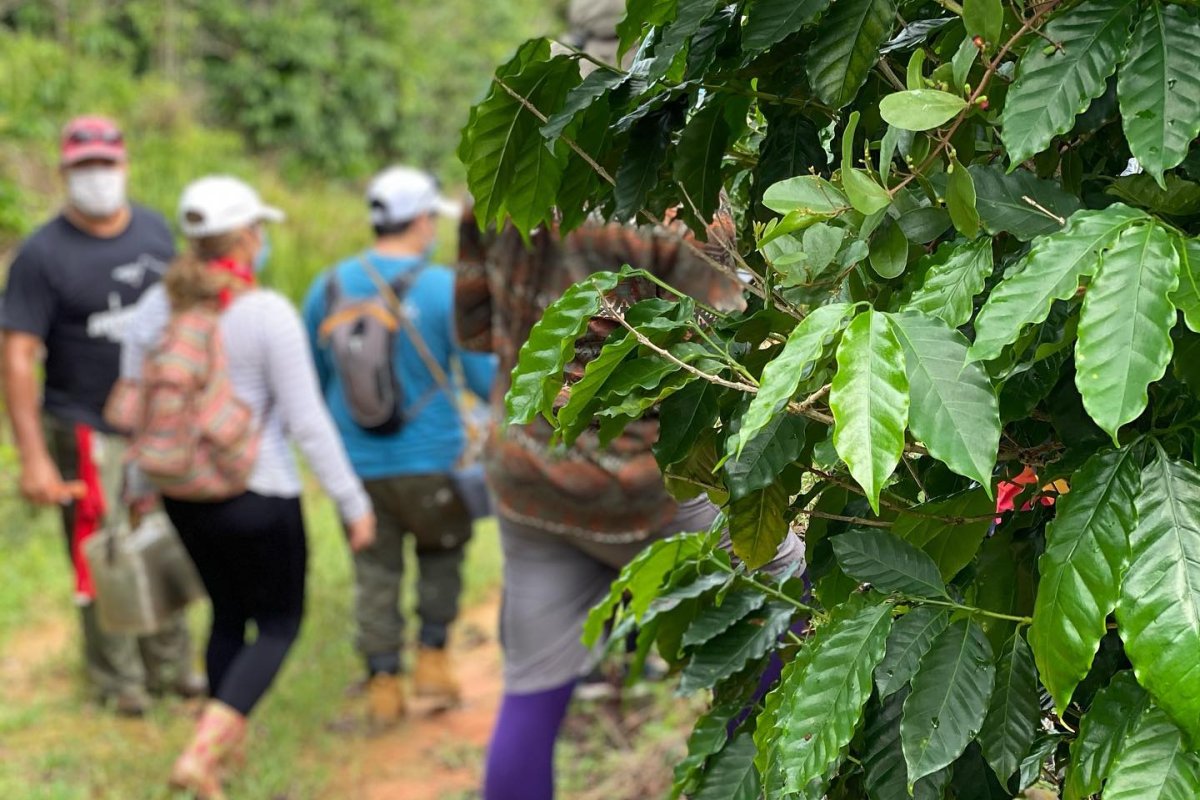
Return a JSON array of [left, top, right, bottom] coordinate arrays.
[[0, 484, 502, 799]]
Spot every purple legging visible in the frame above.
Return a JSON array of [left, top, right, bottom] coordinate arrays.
[[482, 644, 793, 800], [483, 681, 577, 800]]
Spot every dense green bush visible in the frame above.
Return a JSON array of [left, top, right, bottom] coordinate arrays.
[[1, 0, 560, 179], [462, 0, 1200, 797]]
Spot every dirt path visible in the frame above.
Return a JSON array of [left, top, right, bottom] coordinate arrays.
[[0, 613, 73, 702], [328, 592, 503, 800]]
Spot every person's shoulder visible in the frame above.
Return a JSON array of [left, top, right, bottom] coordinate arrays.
[[13, 214, 70, 260], [129, 203, 171, 231], [241, 287, 297, 315], [418, 262, 455, 289]]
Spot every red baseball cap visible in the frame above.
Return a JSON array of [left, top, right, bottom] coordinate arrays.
[[60, 116, 127, 166]]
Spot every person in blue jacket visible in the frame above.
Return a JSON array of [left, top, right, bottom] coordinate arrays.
[[303, 166, 496, 727]]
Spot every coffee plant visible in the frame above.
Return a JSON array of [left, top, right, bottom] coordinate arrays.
[[460, 0, 1200, 796]]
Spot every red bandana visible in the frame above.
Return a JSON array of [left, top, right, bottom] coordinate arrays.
[[208, 257, 256, 308]]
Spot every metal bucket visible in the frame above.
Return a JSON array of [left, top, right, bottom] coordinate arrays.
[[84, 511, 207, 635]]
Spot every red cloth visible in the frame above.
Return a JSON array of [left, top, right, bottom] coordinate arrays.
[[995, 465, 1061, 522], [71, 423, 106, 601], [208, 257, 256, 309]]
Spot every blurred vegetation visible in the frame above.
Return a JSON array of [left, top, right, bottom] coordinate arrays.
[[0, 0, 561, 302]]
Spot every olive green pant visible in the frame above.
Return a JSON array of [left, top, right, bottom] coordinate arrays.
[[46, 415, 194, 699], [355, 474, 473, 674]]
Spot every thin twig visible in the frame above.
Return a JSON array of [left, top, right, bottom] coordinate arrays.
[[1022, 195, 1066, 225], [786, 384, 835, 427], [494, 76, 768, 302], [712, 559, 815, 614], [597, 292, 760, 395], [798, 508, 892, 528], [889, 0, 1063, 197], [921, 597, 1032, 625]]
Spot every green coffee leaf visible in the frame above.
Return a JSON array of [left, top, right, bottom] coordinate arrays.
[[555, 333, 638, 444], [763, 175, 851, 217], [466, 53, 581, 235], [614, 106, 676, 220], [969, 164, 1082, 241], [774, 600, 895, 793], [947, 157, 980, 239], [1030, 447, 1139, 716], [807, 0, 896, 108], [1064, 671, 1150, 800], [1117, 451, 1200, 746], [654, 380, 720, 467], [978, 633, 1040, 785], [902, 619, 997, 785], [1104, 704, 1200, 800], [875, 607, 951, 699], [894, 490, 994, 580], [583, 531, 710, 646], [904, 238, 993, 327], [742, 0, 832, 55], [682, 590, 768, 649], [735, 303, 852, 456], [833, 530, 949, 598], [1170, 236, 1200, 334], [1116, 3, 1200, 187], [692, 732, 761, 800], [906, 49, 927, 91], [1075, 221, 1179, 442], [540, 67, 625, 141], [863, 688, 952, 800], [891, 312, 1000, 489], [879, 90, 967, 131], [724, 414, 808, 500], [845, 168, 893, 215], [831, 310, 910, 513], [729, 481, 790, 570], [964, 0, 1003, 46], [869, 219, 909, 278], [1001, 0, 1137, 165], [506, 272, 620, 424], [679, 602, 793, 694], [969, 204, 1146, 362], [675, 95, 749, 224]]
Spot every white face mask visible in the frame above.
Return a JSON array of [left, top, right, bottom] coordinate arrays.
[[66, 166, 127, 218]]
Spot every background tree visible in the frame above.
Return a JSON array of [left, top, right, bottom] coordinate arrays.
[[461, 0, 1200, 796]]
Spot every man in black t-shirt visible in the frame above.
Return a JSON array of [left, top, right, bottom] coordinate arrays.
[[1, 116, 199, 716]]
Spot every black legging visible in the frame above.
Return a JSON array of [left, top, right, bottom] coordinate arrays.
[[164, 492, 307, 715]]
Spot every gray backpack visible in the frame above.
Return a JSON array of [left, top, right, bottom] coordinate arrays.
[[319, 259, 427, 436]]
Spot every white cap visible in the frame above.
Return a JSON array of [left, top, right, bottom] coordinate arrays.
[[367, 166, 461, 228], [178, 175, 285, 238]]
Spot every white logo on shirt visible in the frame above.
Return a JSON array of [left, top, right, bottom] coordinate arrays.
[[111, 254, 167, 288], [87, 292, 138, 342]]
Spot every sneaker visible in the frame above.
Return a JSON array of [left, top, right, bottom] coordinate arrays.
[[412, 646, 461, 708], [366, 673, 405, 730], [105, 686, 152, 717], [150, 671, 209, 700], [173, 672, 209, 700]]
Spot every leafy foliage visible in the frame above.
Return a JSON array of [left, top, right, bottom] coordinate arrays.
[[460, 0, 1200, 791]]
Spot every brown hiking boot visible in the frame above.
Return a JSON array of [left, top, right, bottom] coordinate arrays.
[[366, 673, 406, 730], [412, 646, 461, 708], [168, 700, 246, 800], [105, 686, 152, 718]]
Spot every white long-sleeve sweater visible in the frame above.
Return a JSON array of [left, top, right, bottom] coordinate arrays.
[[121, 283, 371, 523]]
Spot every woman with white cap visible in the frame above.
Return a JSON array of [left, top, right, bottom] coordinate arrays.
[[119, 176, 375, 799]]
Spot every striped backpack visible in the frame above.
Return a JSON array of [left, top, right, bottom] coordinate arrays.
[[106, 307, 259, 501]]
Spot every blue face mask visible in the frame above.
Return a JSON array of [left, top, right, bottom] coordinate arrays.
[[253, 229, 272, 273]]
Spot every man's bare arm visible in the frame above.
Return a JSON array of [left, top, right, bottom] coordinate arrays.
[[2, 331, 69, 505]]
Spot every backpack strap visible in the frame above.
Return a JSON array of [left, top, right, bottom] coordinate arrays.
[[358, 255, 461, 416], [324, 270, 342, 316]]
